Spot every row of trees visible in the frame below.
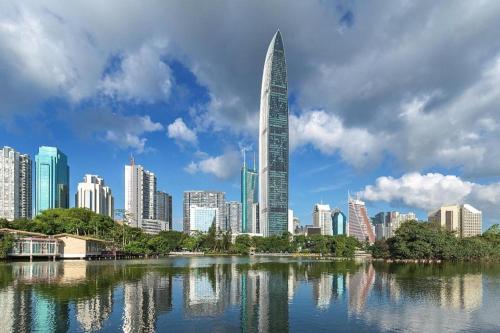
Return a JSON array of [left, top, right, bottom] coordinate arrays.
[[370, 220, 500, 261], [0, 208, 361, 257]]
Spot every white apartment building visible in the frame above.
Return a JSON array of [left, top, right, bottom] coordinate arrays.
[[75, 174, 114, 218], [288, 209, 294, 235], [313, 204, 333, 236], [124, 163, 157, 229], [428, 204, 482, 237], [0, 146, 32, 220]]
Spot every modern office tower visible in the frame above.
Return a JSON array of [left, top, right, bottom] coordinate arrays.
[[156, 191, 173, 230], [332, 208, 347, 235], [241, 150, 258, 233], [428, 204, 482, 237], [288, 209, 294, 235], [124, 161, 157, 229], [183, 191, 225, 232], [189, 206, 218, 234], [259, 30, 289, 237], [35, 146, 69, 215], [374, 223, 386, 241], [348, 196, 375, 243], [75, 174, 114, 218], [0, 146, 32, 220], [225, 201, 242, 233], [251, 203, 260, 234], [313, 204, 333, 236]]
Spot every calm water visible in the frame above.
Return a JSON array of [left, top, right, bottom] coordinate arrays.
[[0, 257, 499, 332]]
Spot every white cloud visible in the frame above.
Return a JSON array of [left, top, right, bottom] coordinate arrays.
[[100, 39, 172, 103], [361, 172, 500, 220], [290, 110, 385, 168], [185, 150, 240, 180], [167, 118, 197, 145]]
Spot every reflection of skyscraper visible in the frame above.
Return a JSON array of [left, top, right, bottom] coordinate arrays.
[[184, 266, 227, 317], [440, 274, 483, 310], [313, 273, 333, 310], [259, 30, 289, 237], [76, 289, 113, 332], [241, 151, 258, 233], [122, 272, 173, 332], [348, 196, 375, 243], [332, 273, 347, 299], [0, 287, 33, 332], [347, 264, 375, 314]]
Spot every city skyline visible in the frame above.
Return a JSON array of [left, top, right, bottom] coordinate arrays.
[[2, 2, 500, 230]]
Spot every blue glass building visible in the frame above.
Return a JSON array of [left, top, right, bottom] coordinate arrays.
[[241, 152, 258, 233], [332, 209, 347, 235], [35, 146, 69, 215]]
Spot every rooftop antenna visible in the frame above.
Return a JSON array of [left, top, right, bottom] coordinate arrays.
[[242, 148, 246, 168], [130, 154, 135, 167]]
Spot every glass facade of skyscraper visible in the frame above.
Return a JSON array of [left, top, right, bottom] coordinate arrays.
[[332, 209, 347, 235], [241, 164, 258, 233], [35, 146, 69, 215], [259, 30, 289, 237]]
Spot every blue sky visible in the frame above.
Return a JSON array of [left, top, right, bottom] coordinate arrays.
[[2, 1, 500, 230]]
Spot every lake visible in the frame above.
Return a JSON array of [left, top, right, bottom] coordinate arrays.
[[0, 257, 499, 332]]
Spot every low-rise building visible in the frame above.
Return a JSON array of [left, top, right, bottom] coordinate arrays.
[[54, 234, 108, 259], [1, 228, 60, 259]]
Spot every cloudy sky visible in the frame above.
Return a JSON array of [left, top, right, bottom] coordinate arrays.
[[2, 1, 500, 230]]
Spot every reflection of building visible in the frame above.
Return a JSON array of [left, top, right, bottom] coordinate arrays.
[[0, 146, 32, 220], [0, 287, 32, 332], [440, 274, 483, 310], [241, 151, 258, 233], [347, 264, 376, 314], [348, 197, 375, 243], [428, 204, 482, 237], [123, 273, 172, 332], [332, 273, 346, 299], [259, 30, 289, 237], [75, 174, 114, 218], [313, 273, 333, 310], [313, 204, 333, 236], [76, 289, 113, 332], [35, 146, 69, 215], [184, 266, 226, 317], [183, 191, 225, 232]]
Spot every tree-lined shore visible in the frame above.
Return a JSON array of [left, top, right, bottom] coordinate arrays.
[[2, 208, 500, 261]]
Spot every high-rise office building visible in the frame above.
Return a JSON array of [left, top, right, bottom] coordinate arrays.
[[241, 151, 258, 233], [348, 196, 375, 243], [251, 203, 260, 234], [288, 209, 294, 235], [35, 146, 69, 215], [259, 30, 289, 237], [124, 161, 157, 229], [225, 201, 242, 233], [183, 191, 225, 233], [189, 206, 218, 234], [313, 204, 333, 236], [428, 204, 482, 237], [156, 191, 173, 231], [0, 146, 32, 220], [332, 208, 347, 235], [75, 174, 114, 218]]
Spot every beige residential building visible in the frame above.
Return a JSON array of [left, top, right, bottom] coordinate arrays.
[[428, 204, 482, 237]]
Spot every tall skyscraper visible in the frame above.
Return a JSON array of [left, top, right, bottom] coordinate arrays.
[[183, 191, 225, 233], [313, 204, 333, 236], [241, 150, 258, 233], [225, 201, 242, 233], [124, 161, 157, 229], [259, 30, 289, 237], [35, 146, 69, 216], [155, 191, 173, 231], [0, 146, 32, 220], [75, 174, 114, 218], [428, 204, 482, 237], [332, 208, 347, 236], [348, 196, 375, 243]]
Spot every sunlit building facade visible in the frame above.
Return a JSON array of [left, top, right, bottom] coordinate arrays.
[[183, 191, 225, 232], [348, 197, 375, 243], [332, 208, 347, 235], [428, 204, 482, 237], [313, 204, 333, 236], [259, 30, 289, 237], [241, 152, 258, 233], [75, 174, 114, 218]]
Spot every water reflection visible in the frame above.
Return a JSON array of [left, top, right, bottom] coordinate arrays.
[[0, 258, 496, 332]]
